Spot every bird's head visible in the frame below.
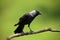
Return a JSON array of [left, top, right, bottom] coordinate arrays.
[[29, 10, 41, 17], [35, 10, 41, 15]]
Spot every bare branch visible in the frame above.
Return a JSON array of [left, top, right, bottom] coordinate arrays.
[[7, 27, 60, 40]]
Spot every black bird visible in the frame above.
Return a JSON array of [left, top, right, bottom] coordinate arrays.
[[14, 10, 41, 34]]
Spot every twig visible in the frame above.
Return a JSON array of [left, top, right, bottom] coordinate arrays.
[[7, 27, 60, 40]]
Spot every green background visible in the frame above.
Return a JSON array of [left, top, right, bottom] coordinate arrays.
[[0, 0, 60, 40]]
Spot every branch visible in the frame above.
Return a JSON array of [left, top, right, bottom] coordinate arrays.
[[7, 27, 60, 40]]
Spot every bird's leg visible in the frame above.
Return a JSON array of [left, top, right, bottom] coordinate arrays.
[[29, 27, 33, 32], [21, 31, 24, 34], [28, 24, 33, 33]]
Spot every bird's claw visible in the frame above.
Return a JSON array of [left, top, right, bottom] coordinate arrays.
[[30, 30, 33, 33]]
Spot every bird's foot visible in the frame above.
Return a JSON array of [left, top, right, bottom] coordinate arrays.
[[30, 30, 33, 33], [21, 32, 24, 34]]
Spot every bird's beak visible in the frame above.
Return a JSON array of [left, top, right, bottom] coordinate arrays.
[[39, 13, 41, 15]]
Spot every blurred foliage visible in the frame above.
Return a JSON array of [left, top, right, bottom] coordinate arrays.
[[0, 0, 60, 40]]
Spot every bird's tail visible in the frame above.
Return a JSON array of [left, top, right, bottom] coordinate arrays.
[[14, 25, 24, 34]]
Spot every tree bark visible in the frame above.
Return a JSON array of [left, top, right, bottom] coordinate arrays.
[[7, 27, 60, 40]]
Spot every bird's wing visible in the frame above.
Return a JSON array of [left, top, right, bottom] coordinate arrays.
[[19, 14, 28, 23]]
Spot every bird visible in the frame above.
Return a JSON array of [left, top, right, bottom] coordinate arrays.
[[14, 10, 41, 34]]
